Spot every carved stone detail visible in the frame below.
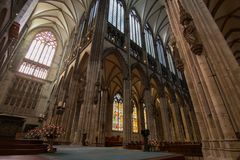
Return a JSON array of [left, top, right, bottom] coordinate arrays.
[[169, 33, 184, 72], [178, 0, 203, 56], [8, 22, 20, 40]]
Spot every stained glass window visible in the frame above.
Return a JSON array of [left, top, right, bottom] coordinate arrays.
[[112, 94, 123, 131], [129, 10, 142, 47], [18, 31, 57, 79], [108, 0, 124, 32], [143, 104, 148, 129], [132, 101, 138, 133]]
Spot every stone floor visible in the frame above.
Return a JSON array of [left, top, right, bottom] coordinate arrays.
[[0, 146, 181, 160]]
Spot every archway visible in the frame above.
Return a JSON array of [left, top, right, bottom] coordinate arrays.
[[102, 51, 126, 145]]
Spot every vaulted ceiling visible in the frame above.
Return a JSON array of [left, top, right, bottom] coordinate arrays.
[[125, 0, 169, 43], [28, 0, 88, 45], [28, 0, 170, 46], [204, 0, 240, 63]]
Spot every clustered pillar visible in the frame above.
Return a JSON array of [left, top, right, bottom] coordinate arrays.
[[165, 0, 240, 159]]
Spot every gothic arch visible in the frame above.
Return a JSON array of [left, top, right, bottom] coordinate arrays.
[[102, 48, 128, 78], [164, 82, 175, 102], [102, 48, 126, 97], [150, 73, 163, 96], [131, 63, 147, 99]]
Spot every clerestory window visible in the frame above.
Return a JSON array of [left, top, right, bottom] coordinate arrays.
[[144, 24, 155, 58], [88, 0, 100, 28], [156, 38, 166, 67], [129, 10, 142, 47], [108, 0, 124, 33]]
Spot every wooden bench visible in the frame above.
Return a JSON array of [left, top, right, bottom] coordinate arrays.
[[105, 135, 123, 147]]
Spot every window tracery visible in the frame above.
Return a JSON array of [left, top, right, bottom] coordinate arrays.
[[18, 31, 57, 79]]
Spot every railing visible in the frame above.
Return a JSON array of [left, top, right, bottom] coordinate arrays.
[[106, 23, 125, 48], [130, 41, 143, 61], [147, 54, 157, 71]]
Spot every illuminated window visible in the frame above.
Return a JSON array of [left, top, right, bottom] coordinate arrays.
[[112, 94, 123, 131], [143, 104, 148, 129], [144, 24, 155, 58], [108, 0, 124, 32], [167, 50, 175, 74], [156, 38, 166, 67], [19, 31, 57, 79], [129, 10, 142, 47], [132, 101, 138, 133], [177, 69, 183, 80], [88, 0, 100, 28]]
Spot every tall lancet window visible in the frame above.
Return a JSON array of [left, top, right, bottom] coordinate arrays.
[[129, 10, 142, 47], [132, 100, 138, 133], [143, 103, 148, 129], [19, 31, 57, 79], [144, 24, 155, 58], [108, 0, 124, 32], [156, 38, 166, 67], [88, 0, 100, 28], [112, 93, 123, 131], [167, 50, 176, 74]]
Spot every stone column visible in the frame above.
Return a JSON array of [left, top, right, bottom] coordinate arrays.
[[158, 95, 171, 142], [168, 96, 185, 142], [96, 88, 108, 146], [144, 89, 157, 140], [75, 0, 108, 145], [179, 104, 192, 141], [165, 0, 240, 158], [63, 78, 79, 142], [123, 77, 131, 146]]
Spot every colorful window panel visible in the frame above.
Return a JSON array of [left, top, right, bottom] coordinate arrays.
[[112, 94, 123, 131], [132, 103, 138, 133], [144, 105, 148, 129]]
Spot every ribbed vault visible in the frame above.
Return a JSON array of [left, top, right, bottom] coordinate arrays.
[[204, 0, 240, 63], [126, 0, 169, 43], [28, 0, 170, 46], [28, 0, 91, 45]]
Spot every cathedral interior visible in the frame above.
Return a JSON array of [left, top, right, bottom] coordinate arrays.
[[0, 0, 240, 159]]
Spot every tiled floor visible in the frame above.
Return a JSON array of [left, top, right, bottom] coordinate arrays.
[[0, 146, 179, 160]]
